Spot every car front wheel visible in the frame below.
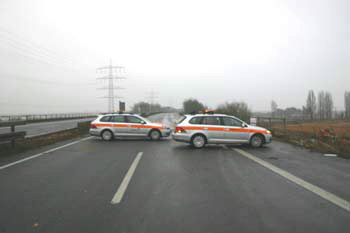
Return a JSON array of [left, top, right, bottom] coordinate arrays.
[[191, 134, 206, 149], [250, 134, 264, 148]]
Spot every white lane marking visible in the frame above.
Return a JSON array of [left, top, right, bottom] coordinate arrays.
[[324, 154, 337, 157], [0, 136, 93, 171], [111, 152, 143, 204], [233, 148, 350, 212]]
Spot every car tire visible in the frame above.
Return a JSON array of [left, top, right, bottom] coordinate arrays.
[[101, 130, 114, 141], [149, 130, 161, 140], [250, 134, 264, 148], [191, 134, 206, 149]]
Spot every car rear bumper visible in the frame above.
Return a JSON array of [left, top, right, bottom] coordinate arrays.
[[172, 133, 191, 143], [160, 128, 172, 137], [89, 128, 101, 136]]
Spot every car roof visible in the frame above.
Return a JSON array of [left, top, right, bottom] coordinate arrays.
[[100, 113, 140, 116], [186, 114, 228, 117]]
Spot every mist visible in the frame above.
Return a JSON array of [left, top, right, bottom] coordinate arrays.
[[0, 0, 349, 114]]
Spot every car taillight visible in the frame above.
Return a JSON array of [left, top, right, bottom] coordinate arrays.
[[175, 127, 186, 133], [90, 124, 97, 129]]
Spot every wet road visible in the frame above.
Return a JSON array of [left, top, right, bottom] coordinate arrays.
[[0, 113, 349, 233]]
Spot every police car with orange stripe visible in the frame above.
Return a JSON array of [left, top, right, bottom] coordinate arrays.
[[89, 113, 171, 141], [172, 111, 272, 148]]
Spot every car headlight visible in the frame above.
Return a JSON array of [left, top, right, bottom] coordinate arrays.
[[266, 130, 271, 134]]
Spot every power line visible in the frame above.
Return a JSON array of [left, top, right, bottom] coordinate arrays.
[[0, 101, 96, 108], [0, 73, 96, 86], [96, 60, 126, 112], [147, 90, 158, 105], [147, 90, 159, 112], [0, 27, 77, 64], [0, 27, 83, 72]]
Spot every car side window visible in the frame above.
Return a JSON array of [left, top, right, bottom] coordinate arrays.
[[222, 117, 242, 127], [110, 116, 126, 123], [126, 116, 143, 124], [100, 116, 111, 122], [189, 117, 203, 124], [202, 116, 221, 125]]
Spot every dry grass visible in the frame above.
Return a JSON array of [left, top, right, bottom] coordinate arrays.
[[271, 120, 350, 158], [271, 120, 350, 138]]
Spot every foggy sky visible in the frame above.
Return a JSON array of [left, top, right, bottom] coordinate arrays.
[[0, 0, 349, 114]]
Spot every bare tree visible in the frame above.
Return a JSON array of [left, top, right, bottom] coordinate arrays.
[[324, 92, 333, 119], [345, 91, 350, 118], [306, 90, 316, 120], [318, 91, 333, 120], [318, 91, 326, 120], [271, 100, 278, 117]]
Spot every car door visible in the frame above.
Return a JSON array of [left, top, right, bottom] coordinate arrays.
[[109, 115, 129, 136], [125, 116, 145, 136], [201, 116, 225, 142], [221, 117, 249, 142]]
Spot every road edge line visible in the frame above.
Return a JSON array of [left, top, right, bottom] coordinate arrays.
[[111, 152, 143, 204], [0, 136, 93, 171], [233, 148, 350, 213]]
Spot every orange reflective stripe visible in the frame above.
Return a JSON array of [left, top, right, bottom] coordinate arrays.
[[131, 125, 161, 129], [228, 128, 267, 134], [95, 124, 128, 127], [182, 126, 267, 134], [207, 127, 225, 131], [181, 126, 204, 130], [95, 124, 161, 129], [95, 123, 113, 127]]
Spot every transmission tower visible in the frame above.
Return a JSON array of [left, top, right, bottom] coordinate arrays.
[[147, 90, 158, 112], [96, 60, 126, 112]]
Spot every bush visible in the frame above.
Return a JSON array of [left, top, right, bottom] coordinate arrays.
[[216, 102, 252, 122], [183, 98, 206, 114]]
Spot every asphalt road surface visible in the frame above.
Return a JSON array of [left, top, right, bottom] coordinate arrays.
[[0, 118, 96, 138], [0, 113, 349, 233]]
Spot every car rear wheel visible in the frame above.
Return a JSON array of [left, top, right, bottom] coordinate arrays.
[[149, 130, 161, 140], [250, 134, 264, 148], [191, 134, 206, 149], [101, 130, 113, 141]]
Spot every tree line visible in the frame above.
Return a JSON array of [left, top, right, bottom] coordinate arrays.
[[271, 90, 350, 120], [131, 98, 252, 122], [131, 102, 177, 114], [182, 98, 252, 122], [132, 89, 350, 122]]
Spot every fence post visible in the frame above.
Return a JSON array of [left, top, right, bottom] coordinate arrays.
[[10, 124, 15, 148]]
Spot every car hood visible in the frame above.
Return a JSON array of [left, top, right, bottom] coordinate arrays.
[[148, 122, 164, 128], [247, 125, 267, 131]]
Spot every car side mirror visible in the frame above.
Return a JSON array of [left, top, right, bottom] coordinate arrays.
[[141, 121, 146, 124], [242, 123, 248, 128]]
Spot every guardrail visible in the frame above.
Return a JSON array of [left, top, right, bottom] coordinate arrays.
[[0, 113, 97, 123], [0, 120, 92, 155], [0, 121, 27, 148]]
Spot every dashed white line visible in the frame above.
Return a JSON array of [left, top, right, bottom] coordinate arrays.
[[233, 148, 350, 212], [0, 136, 93, 171], [111, 152, 143, 204], [324, 154, 337, 157]]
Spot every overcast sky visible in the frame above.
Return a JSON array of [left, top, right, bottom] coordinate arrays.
[[0, 0, 349, 114]]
